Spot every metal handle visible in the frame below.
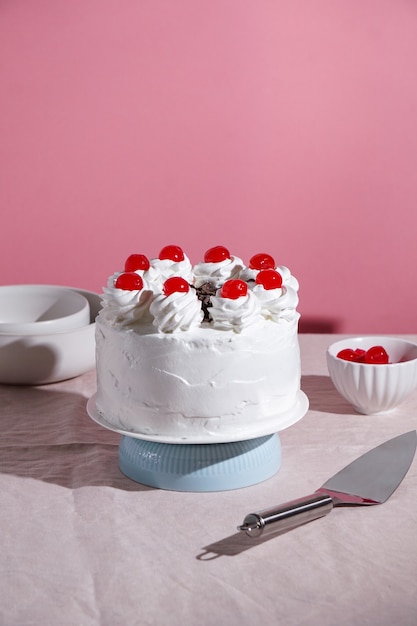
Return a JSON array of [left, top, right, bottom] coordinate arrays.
[[238, 493, 334, 537]]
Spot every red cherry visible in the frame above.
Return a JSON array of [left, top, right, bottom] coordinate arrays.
[[255, 269, 283, 290], [249, 253, 275, 270], [354, 348, 366, 362], [115, 272, 144, 291], [364, 346, 389, 364], [337, 345, 390, 364], [159, 245, 185, 262], [163, 276, 190, 296], [337, 348, 360, 362], [204, 245, 231, 263], [220, 279, 248, 299], [124, 254, 150, 272]]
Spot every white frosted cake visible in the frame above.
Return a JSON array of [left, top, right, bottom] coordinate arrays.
[[94, 245, 307, 442]]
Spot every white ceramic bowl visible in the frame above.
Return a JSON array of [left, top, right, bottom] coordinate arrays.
[[327, 336, 417, 415], [0, 288, 101, 385], [0, 284, 90, 334]]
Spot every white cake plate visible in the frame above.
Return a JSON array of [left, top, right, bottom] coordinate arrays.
[[86, 392, 308, 492], [86, 391, 309, 445]]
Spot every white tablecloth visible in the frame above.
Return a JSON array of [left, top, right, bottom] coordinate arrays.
[[1, 334, 417, 626]]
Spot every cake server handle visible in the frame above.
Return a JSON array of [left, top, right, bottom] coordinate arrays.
[[238, 493, 334, 537]]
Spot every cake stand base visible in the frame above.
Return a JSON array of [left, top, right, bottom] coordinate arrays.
[[119, 433, 281, 492]]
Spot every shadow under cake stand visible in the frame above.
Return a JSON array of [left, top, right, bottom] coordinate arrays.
[[86, 392, 309, 492]]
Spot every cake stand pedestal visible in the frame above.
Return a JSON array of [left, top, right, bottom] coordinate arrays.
[[118, 433, 281, 492]]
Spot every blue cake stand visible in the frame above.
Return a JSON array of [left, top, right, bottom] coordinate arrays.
[[87, 392, 309, 492], [118, 433, 281, 492]]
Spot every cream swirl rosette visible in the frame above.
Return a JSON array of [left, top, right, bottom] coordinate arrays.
[[150, 284, 203, 333], [252, 283, 299, 322], [101, 276, 154, 326], [210, 286, 261, 332]]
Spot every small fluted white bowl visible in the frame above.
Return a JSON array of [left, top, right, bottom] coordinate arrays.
[[0, 284, 90, 334], [327, 336, 417, 415], [0, 288, 101, 385]]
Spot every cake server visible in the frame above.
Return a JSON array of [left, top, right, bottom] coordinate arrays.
[[238, 430, 417, 538]]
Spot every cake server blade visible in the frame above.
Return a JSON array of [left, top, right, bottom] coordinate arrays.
[[238, 430, 417, 538]]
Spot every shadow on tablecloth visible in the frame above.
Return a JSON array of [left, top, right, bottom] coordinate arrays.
[[0, 385, 150, 491], [301, 375, 357, 415]]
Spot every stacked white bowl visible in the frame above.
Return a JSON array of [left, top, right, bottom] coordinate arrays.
[[0, 285, 101, 384]]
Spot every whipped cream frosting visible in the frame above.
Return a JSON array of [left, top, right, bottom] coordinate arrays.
[[95, 315, 302, 440]]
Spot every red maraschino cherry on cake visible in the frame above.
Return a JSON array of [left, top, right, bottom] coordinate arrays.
[[255, 269, 283, 290], [204, 245, 231, 264], [124, 254, 150, 273], [159, 245, 185, 262], [220, 279, 248, 299], [115, 272, 144, 291], [163, 276, 190, 297], [249, 253, 276, 271]]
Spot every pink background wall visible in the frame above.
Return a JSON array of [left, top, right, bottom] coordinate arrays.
[[1, 0, 417, 333]]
